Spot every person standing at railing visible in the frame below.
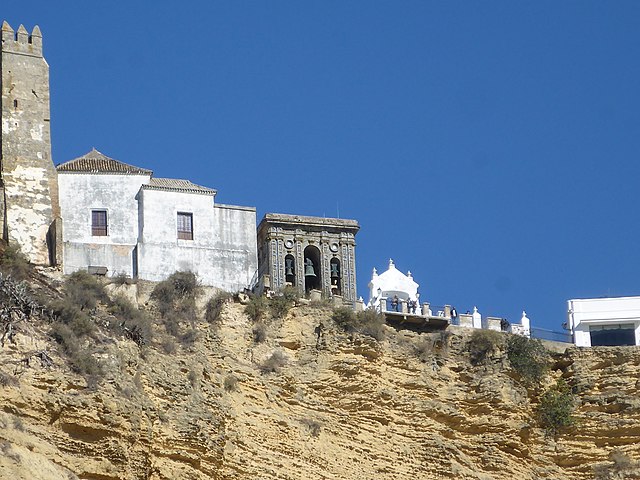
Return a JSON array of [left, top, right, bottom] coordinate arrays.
[[451, 306, 458, 324], [391, 295, 399, 312]]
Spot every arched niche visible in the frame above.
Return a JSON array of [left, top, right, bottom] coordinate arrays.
[[284, 254, 295, 286], [303, 245, 321, 292], [330, 257, 341, 295]]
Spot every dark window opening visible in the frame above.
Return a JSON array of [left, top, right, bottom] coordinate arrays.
[[590, 324, 636, 346], [91, 210, 108, 236], [13, 100, 18, 109], [177, 212, 193, 240]]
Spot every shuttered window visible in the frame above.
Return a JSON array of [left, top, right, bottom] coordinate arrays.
[[91, 210, 108, 236], [177, 212, 193, 240]]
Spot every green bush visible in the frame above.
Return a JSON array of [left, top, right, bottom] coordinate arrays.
[[506, 335, 548, 384], [245, 295, 269, 323], [205, 291, 232, 324], [0, 242, 31, 281], [468, 329, 504, 366], [538, 379, 575, 436]]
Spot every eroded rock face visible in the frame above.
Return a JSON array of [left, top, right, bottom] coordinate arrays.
[[1, 298, 639, 479]]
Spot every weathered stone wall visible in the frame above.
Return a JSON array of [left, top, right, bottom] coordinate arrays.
[[0, 23, 59, 265]]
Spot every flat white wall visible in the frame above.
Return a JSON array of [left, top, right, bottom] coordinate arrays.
[[137, 191, 257, 291], [212, 203, 258, 290], [568, 297, 640, 347], [58, 172, 150, 276]]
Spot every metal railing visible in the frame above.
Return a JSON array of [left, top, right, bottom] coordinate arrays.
[[531, 327, 573, 344]]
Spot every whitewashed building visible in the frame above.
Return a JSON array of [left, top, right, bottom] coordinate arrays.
[[57, 149, 257, 291], [567, 296, 640, 347]]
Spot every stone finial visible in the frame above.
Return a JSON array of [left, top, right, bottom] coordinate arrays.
[[407, 270, 412, 278], [2, 20, 14, 32], [389, 258, 395, 268], [31, 25, 42, 37], [372, 267, 377, 277]]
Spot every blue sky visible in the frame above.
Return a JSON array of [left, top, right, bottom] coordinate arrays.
[[5, 2, 640, 332]]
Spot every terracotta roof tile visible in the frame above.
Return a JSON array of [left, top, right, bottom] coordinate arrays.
[[143, 177, 216, 195], [56, 149, 152, 175]]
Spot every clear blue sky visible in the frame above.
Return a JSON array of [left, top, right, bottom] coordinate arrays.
[[5, 2, 640, 332]]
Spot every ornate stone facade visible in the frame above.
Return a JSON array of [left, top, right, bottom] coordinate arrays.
[[257, 214, 359, 302]]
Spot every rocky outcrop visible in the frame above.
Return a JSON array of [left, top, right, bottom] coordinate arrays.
[[0, 285, 639, 479]]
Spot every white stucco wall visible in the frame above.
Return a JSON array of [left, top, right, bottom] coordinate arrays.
[[137, 190, 257, 291], [568, 297, 640, 347], [212, 203, 258, 290], [58, 172, 150, 276]]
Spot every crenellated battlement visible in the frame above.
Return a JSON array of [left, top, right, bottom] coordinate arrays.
[[1, 21, 43, 56]]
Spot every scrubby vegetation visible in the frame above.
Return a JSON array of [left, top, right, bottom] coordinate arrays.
[[245, 295, 269, 323], [538, 379, 576, 436], [332, 307, 386, 341], [205, 290, 233, 324], [0, 243, 32, 281], [49, 271, 107, 378], [506, 334, 549, 385], [593, 449, 640, 479], [467, 329, 504, 366], [261, 350, 287, 373], [269, 286, 299, 319], [150, 271, 201, 347], [224, 374, 239, 392]]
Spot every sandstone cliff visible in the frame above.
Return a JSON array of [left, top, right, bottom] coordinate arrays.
[[0, 271, 639, 480]]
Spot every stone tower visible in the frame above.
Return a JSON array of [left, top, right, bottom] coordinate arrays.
[[257, 213, 359, 302], [0, 21, 60, 265]]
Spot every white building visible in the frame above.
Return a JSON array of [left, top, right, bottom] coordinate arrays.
[[367, 259, 422, 314], [57, 149, 257, 292], [567, 296, 640, 347]]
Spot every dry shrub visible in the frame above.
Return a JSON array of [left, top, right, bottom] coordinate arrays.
[[205, 291, 232, 324], [161, 337, 177, 354], [269, 286, 299, 319], [332, 307, 386, 341], [245, 295, 269, 323], [151, 271, 199, 319], [593, 449, 640, 479], [253, 322, 267, 343], [224, 374, 239, 392], [261, 350, 287, 374], [0, 242, 31, 281], [300, 418, 322, 437], [0, 371, 18, 388], [468, 329, 504, 366], [151, 271, 201, 347], [108, 295, 153, 346]]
